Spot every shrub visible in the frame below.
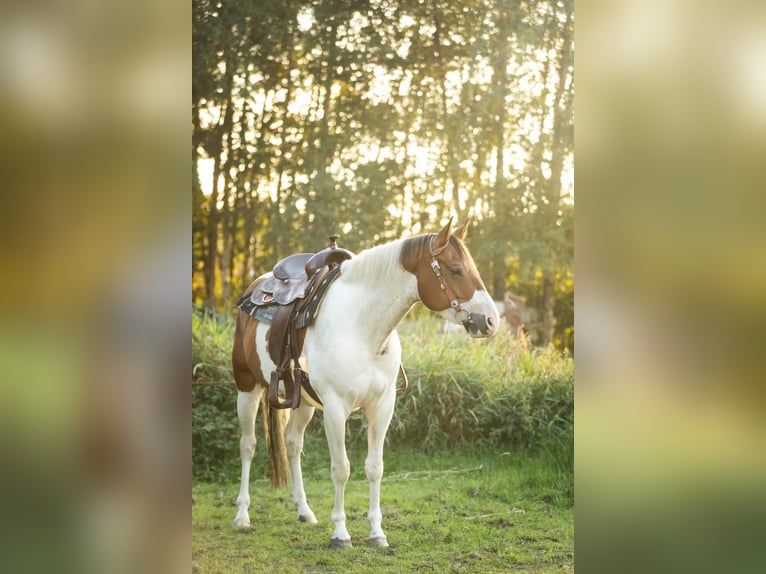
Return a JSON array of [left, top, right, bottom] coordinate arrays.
[[192, 309, 234, 383], [192, 311, 243, 481], [389, 318, 573, 451], [192, 383, 242, 482]]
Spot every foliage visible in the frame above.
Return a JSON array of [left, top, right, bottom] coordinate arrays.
[[387, 317, 573, 453], [193, 383, 241, 483], [192, 308, 235, 383], [192, 448, 574, 572], [192, 311, 573, 487], [192, 0, 574, 349], [192, 310, 240, 482]]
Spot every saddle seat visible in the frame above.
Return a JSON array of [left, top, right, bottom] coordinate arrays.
[[274, 252, 313, 281], [258, 253, 314, 306], [251, 236, 354, 306]]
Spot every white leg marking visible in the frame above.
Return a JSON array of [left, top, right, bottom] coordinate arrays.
[[285, 402, 318, 523], [365, 390, 396, 546], [234, 389, 262, 527], [324, 400, 352, 545]]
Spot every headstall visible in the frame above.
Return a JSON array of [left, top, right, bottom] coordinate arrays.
[[428, 234, 473, 327]]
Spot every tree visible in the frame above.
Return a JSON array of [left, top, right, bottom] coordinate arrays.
[[191, 0, 574, 349]]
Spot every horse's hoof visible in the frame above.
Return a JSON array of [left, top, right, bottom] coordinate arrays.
[[233, 518, 251, 528], [298, 514, 318, 524], [367, 536, 389, 547], [330, 538, 353, 549]]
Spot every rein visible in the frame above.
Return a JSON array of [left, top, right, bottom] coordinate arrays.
[[428, 234, 473, 329]]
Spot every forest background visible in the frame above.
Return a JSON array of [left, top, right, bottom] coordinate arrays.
[[192, 0, 574, 350]]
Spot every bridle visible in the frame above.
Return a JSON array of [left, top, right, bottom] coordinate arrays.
[[428, 234, 473, 328]]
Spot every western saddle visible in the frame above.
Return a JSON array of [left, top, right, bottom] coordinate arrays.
[[237, 235, 354, 409]]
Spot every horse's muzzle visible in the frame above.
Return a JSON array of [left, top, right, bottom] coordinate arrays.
[[462, 313, 495, 337]]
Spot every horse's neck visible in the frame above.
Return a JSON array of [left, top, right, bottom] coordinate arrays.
[[330, 239, 419, 351]]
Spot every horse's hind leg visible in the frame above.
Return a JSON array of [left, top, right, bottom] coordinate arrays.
[[233, 388, 262, 527], [286, 401, 318, 523], [365, 391, 396, 546]]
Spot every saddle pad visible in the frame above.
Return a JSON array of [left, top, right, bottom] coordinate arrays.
[[236, 264, 343, 327], [236, 293, 278, 324]]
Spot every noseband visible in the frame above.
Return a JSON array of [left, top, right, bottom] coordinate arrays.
[[428, 235, 474, 329]]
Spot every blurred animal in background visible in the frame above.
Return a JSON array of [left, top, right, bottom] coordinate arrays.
[[503, 291, 543, 346]]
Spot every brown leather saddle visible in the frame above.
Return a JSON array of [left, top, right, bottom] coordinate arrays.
[[236, 235, 354, 409], [249, 243, 355, 307]]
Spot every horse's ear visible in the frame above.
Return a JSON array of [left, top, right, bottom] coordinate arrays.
[[453, 218, 471, 241], [433, 216, 454, 252]]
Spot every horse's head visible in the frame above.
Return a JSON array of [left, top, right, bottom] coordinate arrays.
[[401, 218, 500, 338]]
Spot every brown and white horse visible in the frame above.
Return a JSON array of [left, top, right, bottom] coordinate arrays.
[[231, 218, 499, 548]]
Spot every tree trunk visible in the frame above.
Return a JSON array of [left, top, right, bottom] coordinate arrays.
[[238, 104, 259, 292], [203, 154, 220, 313], [220, 234, 232, 308], [218, 143, 235, 309], [541, 273, 556, 346], [311, 18, 338, 244], [192, 102, 206, 294], [489, 0, 511, 300], [241, 202, 256, 289], [492, 254, 506, 301], [546, 5, 573, 208], [275, 17, 296, 213], [203, 52, 235, 313], [539, 6, 572, 347]]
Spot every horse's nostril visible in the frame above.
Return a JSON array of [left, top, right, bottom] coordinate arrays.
[[486, 316, 495, 328]]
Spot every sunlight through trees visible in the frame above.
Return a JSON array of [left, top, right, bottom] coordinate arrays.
[[193, 0, 573, 349]]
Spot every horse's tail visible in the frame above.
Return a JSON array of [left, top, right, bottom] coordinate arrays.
[[261, 393, 290, 489]]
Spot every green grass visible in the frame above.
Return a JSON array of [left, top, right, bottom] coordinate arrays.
[[193, 310, 574, 570], [192, 447, 573, 573]]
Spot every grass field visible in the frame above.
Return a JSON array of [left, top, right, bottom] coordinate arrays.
[[193, 311, 573, 571], [192, 444, 573, 573]]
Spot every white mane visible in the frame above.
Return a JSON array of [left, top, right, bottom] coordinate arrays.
[[339, 238, 409, 284]]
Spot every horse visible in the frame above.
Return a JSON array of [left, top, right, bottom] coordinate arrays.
[[230, 218, 500, 548]]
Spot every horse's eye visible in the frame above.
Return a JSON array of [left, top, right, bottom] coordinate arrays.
[[449, 267, 463, 277]]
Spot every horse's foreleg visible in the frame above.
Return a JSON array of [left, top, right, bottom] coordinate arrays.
[[233, 388, 262, 527], [286, 401, 317, 523], [323, 401, 352, 548], [365, 391, 396, 547]]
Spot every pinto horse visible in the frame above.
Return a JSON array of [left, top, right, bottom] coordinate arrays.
[[231, 218, 499, 548]]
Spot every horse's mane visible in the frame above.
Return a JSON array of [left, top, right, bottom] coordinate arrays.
[[340, 238, 409, 284], [342, 233, 471, 284]]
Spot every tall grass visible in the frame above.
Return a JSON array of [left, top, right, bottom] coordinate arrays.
[[390, 319, 573, 451], [192, 311, 239, 481], [192, 310, 234, 382], [192, 309, 574, 497]]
